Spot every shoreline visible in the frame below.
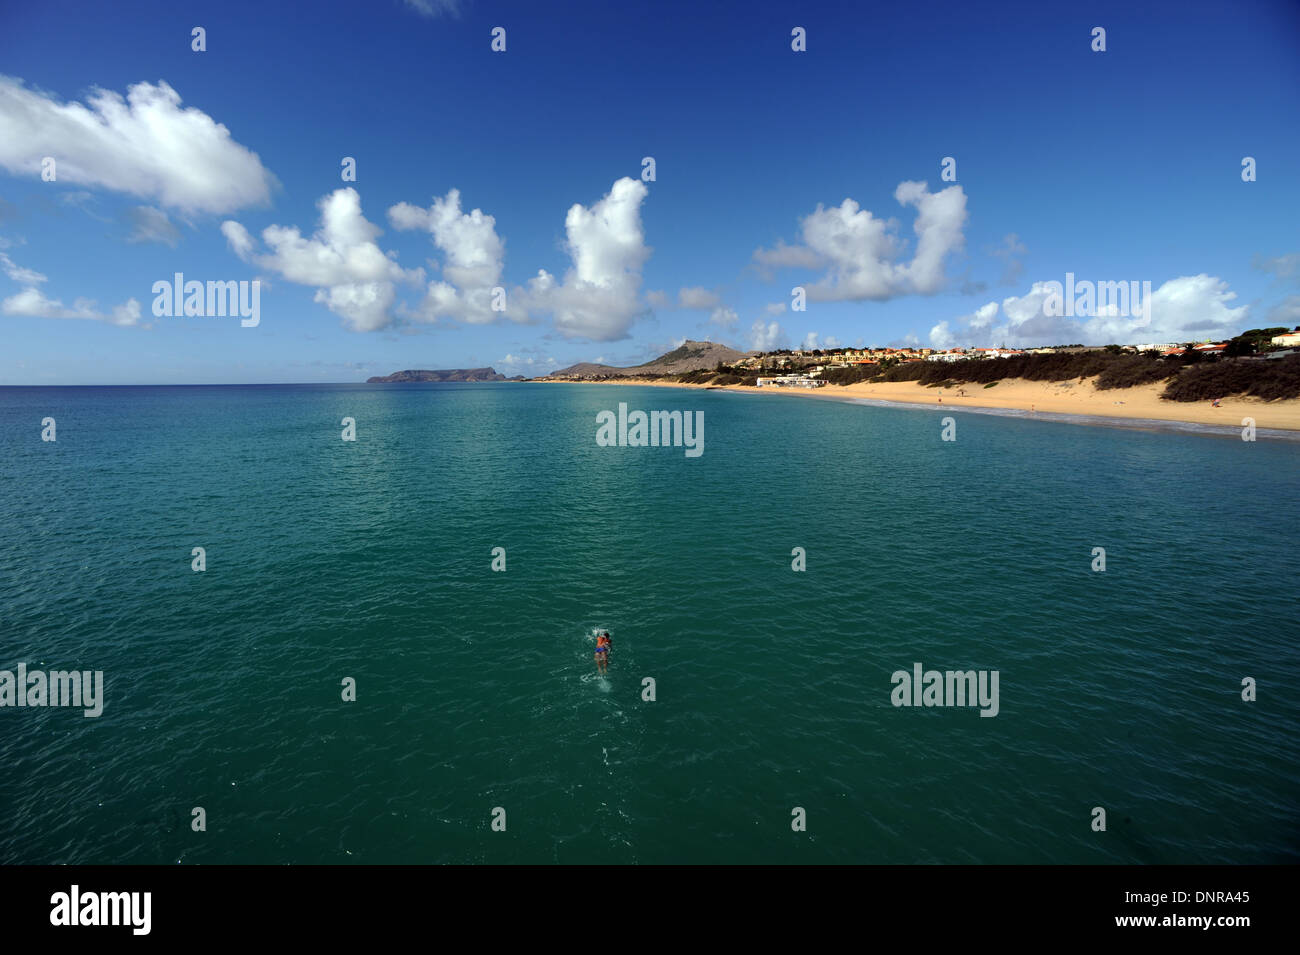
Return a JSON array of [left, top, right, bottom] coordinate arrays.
[[535, 376, 1300, 436]]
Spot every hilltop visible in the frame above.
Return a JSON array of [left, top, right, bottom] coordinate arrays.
[[544, 340, 752, 379]]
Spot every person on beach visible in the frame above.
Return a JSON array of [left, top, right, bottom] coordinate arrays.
[[595, 632, 610, 674]]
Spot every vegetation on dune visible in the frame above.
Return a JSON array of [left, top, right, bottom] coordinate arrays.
[[671, 368, 751, 386], [1094, 355, 1182, 390], [830, 349, 1300, 401], [818, 364, 879, 385], [1162, 354, 1300, 402], [874, 352, 1121, 385]]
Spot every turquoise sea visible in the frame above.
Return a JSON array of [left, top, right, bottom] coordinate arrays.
[[1, 382, 1297, 864]]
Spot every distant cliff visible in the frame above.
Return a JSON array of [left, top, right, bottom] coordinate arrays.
[[366, 367, 522, 383]]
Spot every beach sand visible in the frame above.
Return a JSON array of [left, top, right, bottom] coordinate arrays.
[[539, 376, 1300, 432]]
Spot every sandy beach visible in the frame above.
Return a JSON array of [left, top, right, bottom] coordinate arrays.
[[539, 376, 1300, 432]]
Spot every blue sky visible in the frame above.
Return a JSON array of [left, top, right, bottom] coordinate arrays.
[[1, 0, 1298, 384]]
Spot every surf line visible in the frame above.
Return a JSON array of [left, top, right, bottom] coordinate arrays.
[[0, 664, 104, 717], [595, 402, 704, 458]]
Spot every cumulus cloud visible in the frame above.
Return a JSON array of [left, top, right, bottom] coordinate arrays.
[[0, 251, 46, 284], [125, 206, 181, 247], [222, 187, 421, 332], [527, 177, 651, 341], [388, 188, 525, 324], [763, 302, 787, 316], [969, 300, 999, 329], [646, 289, 669, 308], [930, 274, 1248, 348], [931, 301, 999, 349], [750, 319, 785, 351], [0, 77, 275, 215], [221, 178, 652, 338], [3, 285, 141, 326], [754, 181, 967, 301], [220, 220, 255, 260]]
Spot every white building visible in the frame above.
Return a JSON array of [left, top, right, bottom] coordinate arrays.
[[1271, 329, 1300, 347], [756, 376, 825, 389]]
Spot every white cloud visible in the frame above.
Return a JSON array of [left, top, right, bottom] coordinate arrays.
[[709, 306, 738, 328], [528, 177, 651, 341], [3, 285, 141, 326], [221, 220, 256, 260], [222, 188, 421, 332], [0, 251, 46, 284], [222, 178, 652, 339], [969, 301, 999, 328], [646, 289, 669, 308], [929, 320, 956, 349], [0, 77, 275, 215], [893, 181, 967, 294], [750, 319, 784, 351], [678, 286, 720, 309], [763, 302, 787, 316], [931, 275, 1248, 348], [388, 189, 523, 324], [126, 206, 181, 247], [754, 181, 967, 301]]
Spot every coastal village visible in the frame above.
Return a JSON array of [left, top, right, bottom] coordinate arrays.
[[743, 328, 1300, 389]]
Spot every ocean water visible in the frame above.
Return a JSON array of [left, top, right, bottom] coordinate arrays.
[[1, 382, 1297, 864]]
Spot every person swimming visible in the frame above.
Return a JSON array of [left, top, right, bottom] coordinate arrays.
[[592, 634, 611, 670]]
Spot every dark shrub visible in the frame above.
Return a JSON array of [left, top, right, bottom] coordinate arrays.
[[1162, 355, 1300, 402]]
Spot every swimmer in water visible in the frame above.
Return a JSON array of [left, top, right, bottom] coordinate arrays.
[[594, 632, 610, 674]]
